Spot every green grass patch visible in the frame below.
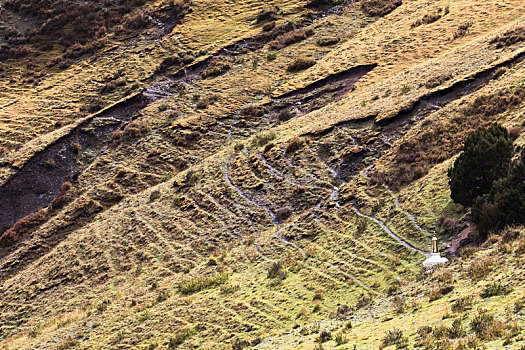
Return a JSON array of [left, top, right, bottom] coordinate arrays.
[[178, 273, 229, 295]]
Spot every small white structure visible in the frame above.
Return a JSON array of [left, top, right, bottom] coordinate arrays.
[[423, 236, 449, 269]]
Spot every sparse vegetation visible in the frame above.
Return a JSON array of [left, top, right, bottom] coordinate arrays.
[[168, 327, 196, 348], [178, 273, 229, 294], [411, 7, 449, 28], [4, 0, 525, 349], [381, 329, 407, 348]]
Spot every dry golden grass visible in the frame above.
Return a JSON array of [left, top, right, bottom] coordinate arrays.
[[1, 0, 525, 348]]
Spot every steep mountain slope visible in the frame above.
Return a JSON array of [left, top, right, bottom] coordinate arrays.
[[0, 0, 524, 349]]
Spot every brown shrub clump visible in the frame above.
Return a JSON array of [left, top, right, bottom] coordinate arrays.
[[470, 309, 505, 340], [411, 7, 448, 28], [121, 119, 151, 142], [490, 26, 525, 49], [275, 206, 293, 222], [270, 27, 314, 49], [463, 86, 525, 117], [466, 257, 493, 281], [287, 57, 316, 72], [262, 21, 276, 32], [0, 208, 49, 248], [256, 7, 278, 24], [361, 0, 402, 17], [201, 60, 231, 79], [509, 126, 522, 141], [196, 94, 219, 109], [286, 136, 305, 154], [240, 105, 267, 118]]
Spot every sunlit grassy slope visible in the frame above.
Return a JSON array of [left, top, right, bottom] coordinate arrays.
[[0, 0, 525, 348]]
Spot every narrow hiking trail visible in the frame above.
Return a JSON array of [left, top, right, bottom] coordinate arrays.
[[351, 206, 430, 257], [223, 153, 372, 291]]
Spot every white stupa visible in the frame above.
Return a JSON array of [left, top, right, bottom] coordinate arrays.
[[423, 236, 449, 269]]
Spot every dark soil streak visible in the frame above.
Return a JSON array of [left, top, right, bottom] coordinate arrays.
[[276, 64, 377, 99], [303, 50, 525, 139], [378, 50, 525, 129]]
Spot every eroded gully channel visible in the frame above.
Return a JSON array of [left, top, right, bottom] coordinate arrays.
[[0, 92, 150, 234]]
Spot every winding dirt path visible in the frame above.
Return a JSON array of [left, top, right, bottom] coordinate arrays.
[[223, 153, 372, 291]]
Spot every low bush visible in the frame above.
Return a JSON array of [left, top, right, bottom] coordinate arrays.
[[466, 257, 492, 281], [267, 261, 287, 280], [425, 73, 452, 89], [252, 132, 276, 147], [0, 208, 48, 246], [381, 329, 407, 348], [262, 21, 276, 32], [361, 0, 402, 17], [453, 22, 472, 39], [99, 77, 126, 94], [234, 142, 244, 152], [287, 57, 316, 72], [451, 295, 473, 313], [286, 136, 305, 154], [266, 51, 277, 61], [256, 7, 278, 24], [490, 26, 525, 48], [411, 7, 448, 28], [480, 282, 512, 298], [316, 330, 332, 343], [275, 206, 293, 222], [270, 27, 314, 49], [201, 60, 231, 79], [44, 158, 56, 169], [428, 285, 454, 302], [121, 11, 149, 31], [508, 126, 522, 140], [316, 36, 340, 46], [121, 119, 151, 142], [470, 309, 504, 340], [196, 94, 219, 109], [240, 105, 267, 118]]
